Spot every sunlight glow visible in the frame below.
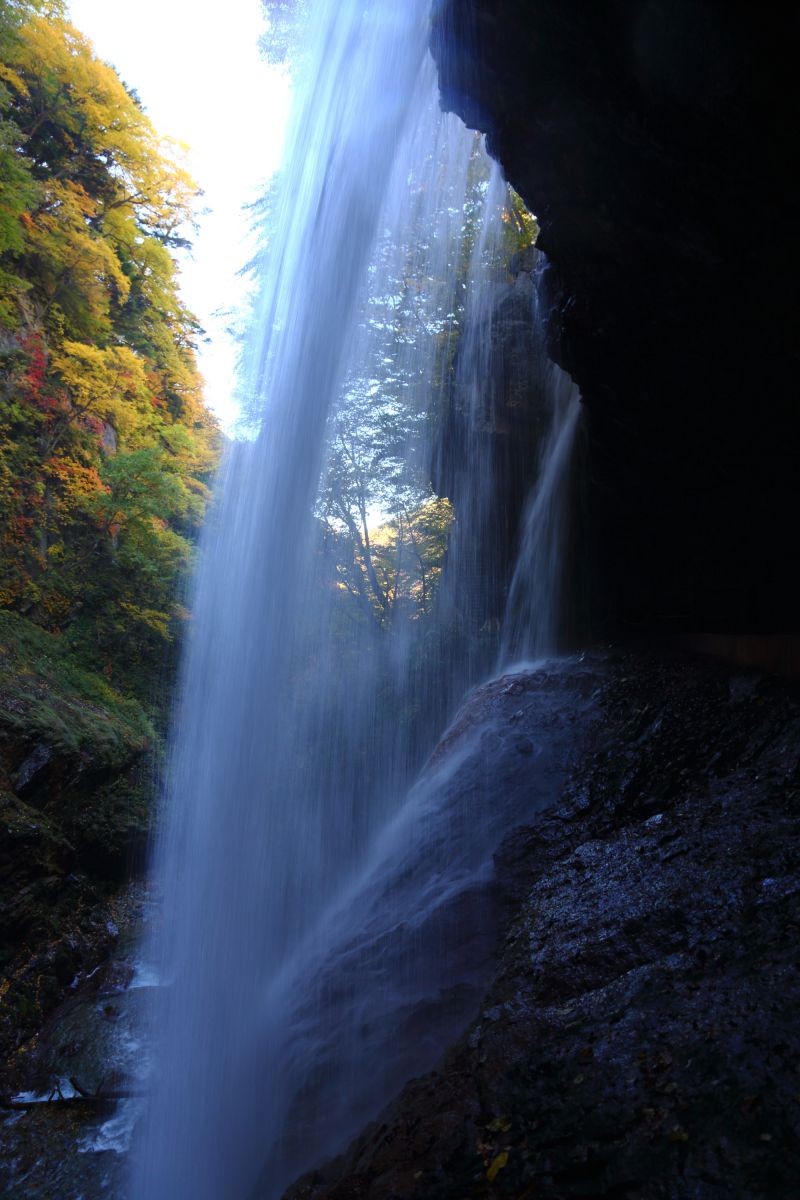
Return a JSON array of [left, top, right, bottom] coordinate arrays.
[[68, 0, 292, 431]]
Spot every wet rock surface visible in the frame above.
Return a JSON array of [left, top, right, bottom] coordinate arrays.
[[258, 657, 604, 1199], [0, 883, 152, 1199], [286, 651, 800, 1199]]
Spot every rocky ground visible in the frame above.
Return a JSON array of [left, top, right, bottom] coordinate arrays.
[[3, 647, 798, 1199], [286, 650, 800, 1199]]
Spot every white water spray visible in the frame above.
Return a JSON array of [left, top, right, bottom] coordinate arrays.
[[130, 4, 582, 1198]]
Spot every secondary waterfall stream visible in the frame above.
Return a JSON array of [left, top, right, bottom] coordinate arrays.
[[130, 3, 581, 1198]]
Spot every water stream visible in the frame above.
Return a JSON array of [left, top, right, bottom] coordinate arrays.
[[129, 3, 582, 1198]]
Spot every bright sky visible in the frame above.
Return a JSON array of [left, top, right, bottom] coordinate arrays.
[[68, 0, 292, 431]]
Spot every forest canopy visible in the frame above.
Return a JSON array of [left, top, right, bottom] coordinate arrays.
[[0, 0, 220, 699]]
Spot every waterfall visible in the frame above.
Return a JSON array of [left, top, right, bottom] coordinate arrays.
[[499, 360, 582, 664], [130, 3, 582, 1198]]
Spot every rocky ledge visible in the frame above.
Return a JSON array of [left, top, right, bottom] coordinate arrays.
[[287, 650, 800, 1198]]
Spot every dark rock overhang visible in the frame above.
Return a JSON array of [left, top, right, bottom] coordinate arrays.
[[431, 1, 800, 637]]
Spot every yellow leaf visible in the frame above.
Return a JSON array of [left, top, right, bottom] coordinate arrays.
[[0, 63, 29, 96], [486, 1151, 509, 1182]]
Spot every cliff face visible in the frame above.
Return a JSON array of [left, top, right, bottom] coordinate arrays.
[[431, 1, 800, 638]]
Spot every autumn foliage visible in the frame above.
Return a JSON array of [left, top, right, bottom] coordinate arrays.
[[0, 1, 219, 697]]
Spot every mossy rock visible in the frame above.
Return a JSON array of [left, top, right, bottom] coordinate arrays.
[[0, 611, 155, 783], [0, 613, 160, 1063], [62, 772, 153, 880]]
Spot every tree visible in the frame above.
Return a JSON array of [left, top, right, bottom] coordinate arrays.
[[0, 7, 220, 696], [309, 135, 533, 638], [260, 0, 306, 65]]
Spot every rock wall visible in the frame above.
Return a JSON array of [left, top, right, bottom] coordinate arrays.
[[431, 1, 800, 638]]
